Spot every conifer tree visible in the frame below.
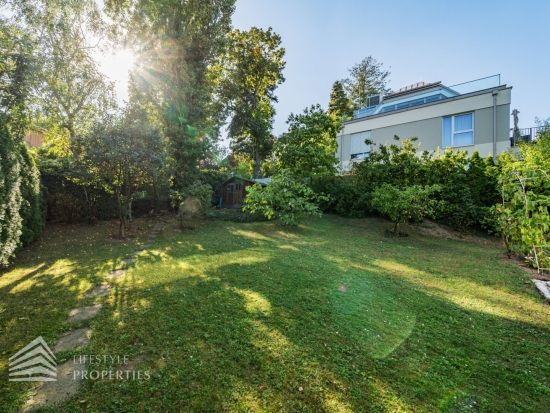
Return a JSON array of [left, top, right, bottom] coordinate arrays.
[[328, 80, 349, 119]]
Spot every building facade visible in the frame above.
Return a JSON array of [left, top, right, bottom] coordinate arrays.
[[336, 75, 511, 172]]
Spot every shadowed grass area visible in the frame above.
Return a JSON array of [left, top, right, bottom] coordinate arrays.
[[1, 215, 550, 412]]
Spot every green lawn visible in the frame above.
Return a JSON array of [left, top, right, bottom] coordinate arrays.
[[1, 215, 550, 412]]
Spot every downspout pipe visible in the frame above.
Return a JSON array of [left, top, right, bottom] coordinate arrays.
[[492, 90, 499, 157]]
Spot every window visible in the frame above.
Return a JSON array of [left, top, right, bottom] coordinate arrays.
[[379, 93, 446, 114], [442, 113, 474, 148], [350, 131, 371, 160], [236, 183, 242, 191]]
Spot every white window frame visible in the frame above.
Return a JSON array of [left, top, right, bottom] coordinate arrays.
[[350, 131, 371, 160], [443, 112, 475, 148]]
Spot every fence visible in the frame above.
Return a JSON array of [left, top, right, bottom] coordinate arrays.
[[510, 125, 550, 147]]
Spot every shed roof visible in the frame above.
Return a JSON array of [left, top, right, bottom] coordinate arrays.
[[221, 176, 267, 186]]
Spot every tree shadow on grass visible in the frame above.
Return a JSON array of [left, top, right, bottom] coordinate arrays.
[[0, 220, 153, 412], [35, 218, 550, 413]]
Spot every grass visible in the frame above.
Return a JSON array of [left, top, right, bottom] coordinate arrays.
[[1, 215, 550, 412]]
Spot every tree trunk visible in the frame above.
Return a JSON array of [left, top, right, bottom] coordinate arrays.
[[253, 146, 261, 179], [153, 180, 157, 214], [126, 184, 133, 231], [83, 186, 97, 224], [394, 221, 399, 236], [116, 189, 125, 239]]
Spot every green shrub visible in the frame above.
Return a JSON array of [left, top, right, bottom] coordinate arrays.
[[492, 170, 550, 257], [348, 138, 501, 230], [371, 183, 439, 235], [18, 142, 46, 243], [312, 175, 371, 218], [0, 116, 23, 266], [198, 169, 231, 206], [244, 171, 328, 226], [171, 180, 213, 227], [0, 115, 45, 266]]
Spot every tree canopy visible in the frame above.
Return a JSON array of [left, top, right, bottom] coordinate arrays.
[[328, 80, 349, 119], [213, 27, 286, 178], [343, 56, 391, 110], [105, 0, 236, 187], [276, 104, 339, 181]]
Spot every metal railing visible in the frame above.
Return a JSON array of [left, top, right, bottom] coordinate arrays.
[[510, 125, 550, 147]]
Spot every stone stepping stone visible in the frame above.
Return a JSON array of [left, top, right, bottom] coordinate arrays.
[[121, 258, 135, 265], [106, 269, 127, 279], [139, 244, 151, 250], [68, 304, 102, 322], [533, 280, 550, 301], [84, 284, 112, 297], [54, 328, 91, 353], [23, 359, 86, 411], [131, 250, 142, 256]]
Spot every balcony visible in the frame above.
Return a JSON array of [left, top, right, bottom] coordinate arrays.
[[510, 125, 550, 147]]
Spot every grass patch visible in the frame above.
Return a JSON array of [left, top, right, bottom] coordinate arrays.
[[207, 208, 269, 223], [1, 215, 550, 412]]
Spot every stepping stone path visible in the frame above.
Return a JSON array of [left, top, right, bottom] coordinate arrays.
[[54, 328, 91, 352], [68, 304, 102, 322], [23, 359, 86, 411], [106, 269, 127, 279], [25, 222, 163, 410], [85, 283, 112, 298]]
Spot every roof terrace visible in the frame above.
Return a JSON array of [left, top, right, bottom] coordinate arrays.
[[351, 74, 501, 121]]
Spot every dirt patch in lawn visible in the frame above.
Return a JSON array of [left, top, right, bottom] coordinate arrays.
[[414, 220, 500, 246]]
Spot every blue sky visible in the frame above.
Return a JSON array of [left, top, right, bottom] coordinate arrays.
[[232, 0, 550, 136]]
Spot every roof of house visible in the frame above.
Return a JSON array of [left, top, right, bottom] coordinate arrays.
[[221, 176, 268, 186], [383, 81, 442, 101], [347, 74, 504, 124]]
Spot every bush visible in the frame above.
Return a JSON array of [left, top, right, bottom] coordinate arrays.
[[244, 171, 328, 226], [371, 183, 439, 235], [18, 142, 46, 243], [348, 138, 501, 230], [0, 115, 45, 266], [171, 180, 213, 227], [312, 175, 371, 218], [197, 169, 231, 206], [0, 116, 23, 266], [492, 169, 550, 258]]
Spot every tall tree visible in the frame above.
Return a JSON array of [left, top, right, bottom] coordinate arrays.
[[343, 56, 391, 110], [276, 104, 339, 181], [0, 17, 34, 136], [214, 27, 286, 178], [3, 0, 116, 141], [105, 0, 236, 187], [327, 80, 349, 119]]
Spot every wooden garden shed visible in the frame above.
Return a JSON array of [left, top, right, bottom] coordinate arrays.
[[220, 177, 265, 209]]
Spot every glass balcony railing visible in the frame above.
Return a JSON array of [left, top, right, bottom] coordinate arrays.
[[447, 74, 500, 95]]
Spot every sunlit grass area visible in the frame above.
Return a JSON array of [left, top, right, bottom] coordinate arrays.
[[2, 215, 550, 412]]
